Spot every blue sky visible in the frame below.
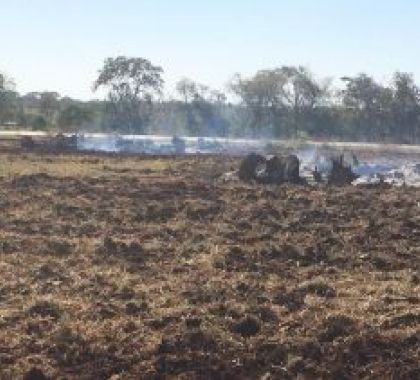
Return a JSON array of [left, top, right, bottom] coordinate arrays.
[[1, 0, 420, 99]]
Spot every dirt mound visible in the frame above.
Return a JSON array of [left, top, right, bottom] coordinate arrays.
[[231, 315, 261, 337]]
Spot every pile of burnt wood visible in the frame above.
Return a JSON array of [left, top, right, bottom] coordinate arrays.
[[238, 153, 303, 184]]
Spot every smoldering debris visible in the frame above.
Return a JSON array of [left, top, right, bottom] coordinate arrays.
[[20, 136, 36, 150], [172, 136, 186, 154], [300, 149, 420, 187], [20, 134, 263, 155], [20, 133, 77, 152], [236, 151, 416, 187], [17, 132, 420, 186], [75, 134, 271, 155], [327, 155, 359, 186]]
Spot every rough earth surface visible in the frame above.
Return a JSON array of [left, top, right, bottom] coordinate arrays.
[[0, 140, 419, 379]]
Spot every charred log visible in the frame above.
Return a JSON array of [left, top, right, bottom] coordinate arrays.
[[238, 153, 266, 182]]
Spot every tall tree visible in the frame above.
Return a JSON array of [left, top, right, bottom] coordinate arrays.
[[390, 72, 420, 143], [230, 66, 326, 137], [230, 70, 284, 137], [93, 56, 164, 133], [341, 74, 392, 141], [278, 66, 327, 137], [176, 78, 229, 136], [39, 92, 60, 126], [0, 73, 15, 92], [58, 104, 92, 132], [0, 72, 18, 124]]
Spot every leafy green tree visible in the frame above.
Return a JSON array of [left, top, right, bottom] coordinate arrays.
[[176, 78, 204, 135], [39, 92, 60, 126], [176, 78, 229, 136], [31, 115, 48, 130], [93, 56, 164, 133], [390, 72, 420, 143], [0, 73, 15, 92], [341, 74, 394, 141], [0, 74, 5, 91], [230, 66, 327, 137], [58, 104, 92, 132], [0, 73, 18, 125], [230, 70, 283, 137], [176, 78, 201, 103], [279, 66, 327, 137]]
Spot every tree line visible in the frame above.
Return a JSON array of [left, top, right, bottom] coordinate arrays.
[[1, 56, 420, 143]]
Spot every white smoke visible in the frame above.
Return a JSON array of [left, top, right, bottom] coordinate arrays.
[[66, 133, 420, 187]]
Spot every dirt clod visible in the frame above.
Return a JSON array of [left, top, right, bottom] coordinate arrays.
[[28, 300, 62, 320]]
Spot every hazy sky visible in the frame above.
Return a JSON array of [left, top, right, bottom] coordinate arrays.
[[1, 0, 420, 100]]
